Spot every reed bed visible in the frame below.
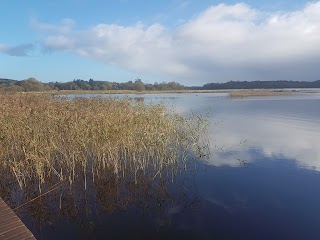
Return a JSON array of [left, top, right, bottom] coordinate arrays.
[[228, 89, 292, 97], [0, 93, 209, 192]]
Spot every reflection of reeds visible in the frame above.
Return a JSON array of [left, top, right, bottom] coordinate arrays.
[[8, 170, 198, 234], [0, 93, 209, 192]]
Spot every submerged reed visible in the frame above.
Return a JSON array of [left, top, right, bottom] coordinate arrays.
[[0, 93, 209, 191]]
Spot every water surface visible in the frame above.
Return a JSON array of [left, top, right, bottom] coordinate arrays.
[[11, 93, 320, 239]]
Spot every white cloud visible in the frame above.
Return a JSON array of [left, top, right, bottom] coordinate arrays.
[[37, 2, 320, 84]]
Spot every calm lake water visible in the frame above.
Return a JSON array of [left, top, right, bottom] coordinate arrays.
[[15, 93, 320, 239]]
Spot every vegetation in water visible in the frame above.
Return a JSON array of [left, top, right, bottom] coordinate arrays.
[[228, 89, 292, 98], [0, 93, 209, 195]]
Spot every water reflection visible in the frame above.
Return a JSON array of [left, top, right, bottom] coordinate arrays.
[[210, 113, 320, 169], [194, 157, 320, 240], [135, 93, 320, 171], [0, 168, 200, 239]]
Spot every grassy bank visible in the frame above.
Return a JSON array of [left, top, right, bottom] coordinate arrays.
[[0, 93, 209, 192]]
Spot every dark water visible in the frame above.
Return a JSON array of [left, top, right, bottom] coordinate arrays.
[[7, 93, 320, 239]]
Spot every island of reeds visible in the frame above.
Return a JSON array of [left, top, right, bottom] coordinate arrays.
[[0, 93, 209, 198]]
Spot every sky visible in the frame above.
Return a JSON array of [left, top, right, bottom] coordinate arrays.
[[0, 0, 319, 86]]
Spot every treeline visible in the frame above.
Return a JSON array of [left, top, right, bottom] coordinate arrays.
[[201, 80, 320, 90], [48, 78, 186, 91], [1, 78, 320, 92], [0, 78, 51, 92], [0, 78, 186, 92]]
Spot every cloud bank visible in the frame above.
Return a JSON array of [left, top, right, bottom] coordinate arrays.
[[36, 2, 320, 83]]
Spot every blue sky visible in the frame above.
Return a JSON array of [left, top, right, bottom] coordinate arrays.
[[0, 0, 318, 85]]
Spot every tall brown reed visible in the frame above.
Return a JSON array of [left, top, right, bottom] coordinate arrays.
[[0, 93, 209, 191]]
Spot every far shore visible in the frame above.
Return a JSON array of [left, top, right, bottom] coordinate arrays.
[[40, 88, 320, 97], [5, 88, 320, 97]]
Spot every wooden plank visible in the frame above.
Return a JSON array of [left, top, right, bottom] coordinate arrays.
[[0, 198, 36, 240]]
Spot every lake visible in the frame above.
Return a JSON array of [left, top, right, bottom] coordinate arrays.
[[11, 92, 320, 239]]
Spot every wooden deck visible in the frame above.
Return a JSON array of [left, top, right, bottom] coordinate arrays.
[[0, 198, 36, 240]]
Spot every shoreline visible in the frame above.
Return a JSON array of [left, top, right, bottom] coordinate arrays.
[[51, 88, 320, 97], [3, 88, 320, 97]]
